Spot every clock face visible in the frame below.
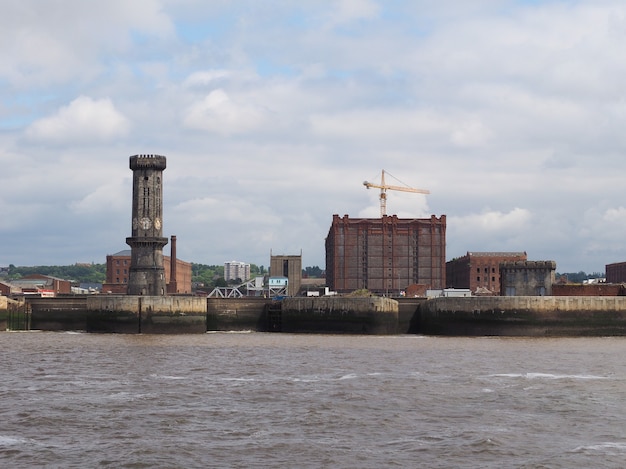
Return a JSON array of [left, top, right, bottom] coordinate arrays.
[[140, 217, 151, 230], [154, 218, 161, 230], [132, 218, 138, 230]]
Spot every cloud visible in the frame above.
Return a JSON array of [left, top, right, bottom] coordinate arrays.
[[451, 208, 532, 233], [329, 0, 381, 26], [25, 96, 130, 144], [183, 70, 233, 88], [5, 1, 626, 273], [0, 0, 175, 86], [182, 89, 268, 134]]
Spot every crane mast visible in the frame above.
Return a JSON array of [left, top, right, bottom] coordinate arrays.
[[363, 169, 430, 217]]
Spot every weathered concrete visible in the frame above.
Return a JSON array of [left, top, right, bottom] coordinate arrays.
[[419, 296, 626, 336], [29, 297, 90, 331], [89, 296, 206, 333], [207, 297, 269, 331], [27, 295, 206, 333], [279, 297, 398, 334], [397, 297, 427, 333]]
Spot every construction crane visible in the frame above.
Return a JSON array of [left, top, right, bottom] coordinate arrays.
[[363, 169, 430, 217]]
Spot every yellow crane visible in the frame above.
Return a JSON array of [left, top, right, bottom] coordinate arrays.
[[363, 169, 430, 217]]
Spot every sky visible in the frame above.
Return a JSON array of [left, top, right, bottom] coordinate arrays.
[[2, 0, 626, 273]]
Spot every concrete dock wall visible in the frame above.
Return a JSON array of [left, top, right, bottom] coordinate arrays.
[[88, 296, 207, 333], [27, 295, 207, 333], [419, 296, 626, 336], [280, 297, 398, 334], [206, 297, 268, 331], [29, 297, 90, 331]]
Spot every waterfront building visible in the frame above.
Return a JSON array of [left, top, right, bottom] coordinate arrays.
[[102, 248, 192, 294], [606, 261, 626, 284], [125, 155, 169, 295], [325, 214, 446, 295], [270, 253, 302, 297], [500, 260, 556, 296], [446, 251, 527, 295]]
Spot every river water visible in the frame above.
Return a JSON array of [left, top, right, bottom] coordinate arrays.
[[1, 332, 626, 468]]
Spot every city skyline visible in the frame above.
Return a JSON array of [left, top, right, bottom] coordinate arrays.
[[2, 1, 626, 273]]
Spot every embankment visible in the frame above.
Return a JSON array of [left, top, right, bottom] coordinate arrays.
[[419, 296, 626, 336]]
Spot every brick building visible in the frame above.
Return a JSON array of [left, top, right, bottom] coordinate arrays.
[[6, 274, 71, 297], [446, 251, 527, 295], [325, 214, 446, 295], [606, 261, 626, 284], [103, 249, 192, 294]]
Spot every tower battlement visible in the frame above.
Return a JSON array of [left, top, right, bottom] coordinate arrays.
[[130, 154, 167, 171]]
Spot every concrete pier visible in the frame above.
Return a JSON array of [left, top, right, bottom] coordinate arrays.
[[419, 296, 626, 336], [14, 294, 626, 336]]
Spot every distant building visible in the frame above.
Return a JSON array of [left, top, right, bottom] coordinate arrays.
[[0, 281, 17, 296], [7, 274, 71, 297], [552, 284, 625, 296], [270, 253, 302, 297], [325, 214, 446, 295], [224, 261, 251, 282], [102, 249, 192, 294], [500, 261, 556, 296], [606, 261, 626, 284], [446, 251, 527, 295]]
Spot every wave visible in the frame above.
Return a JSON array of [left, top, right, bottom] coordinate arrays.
[[572, 442, 626, 454], [0, 435, 29, 446], [149, 373, 187, 380], [488, 372, 608, 380]]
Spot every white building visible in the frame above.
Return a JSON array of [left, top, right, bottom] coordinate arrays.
[[224, 261, 251, 282]]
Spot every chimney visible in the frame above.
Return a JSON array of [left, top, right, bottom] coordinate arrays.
[[168, 235, 178, 294]]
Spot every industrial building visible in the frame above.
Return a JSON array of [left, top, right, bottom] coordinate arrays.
[[325, 214, 446, 295], [102, 245, 192, 294], [446, 251, 527, 295], [270, 253, 302, 297], [606, 261, 626, 284], [500, 260, 556, 296], [0, 274, 71, 297]]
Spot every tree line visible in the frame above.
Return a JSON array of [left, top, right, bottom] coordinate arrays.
[[3, 263, 326, 288]]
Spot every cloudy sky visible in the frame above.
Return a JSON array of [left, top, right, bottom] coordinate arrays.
[[2, 0, 626, 273]]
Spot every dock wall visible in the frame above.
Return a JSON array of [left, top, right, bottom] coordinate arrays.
[[206, 297, 269, 331], [15, 294, 626, 336], [419, 296, 626, 336], [27, 296, 207, 333], [280, 297, 398, 334]]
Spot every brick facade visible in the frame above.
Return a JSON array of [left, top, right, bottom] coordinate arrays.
[[606, 261, 626, 284], [552, 284, 626, 296], [103, 250, 192, 294], [446, 252, 527, 295], [325, 214, 446, 295]]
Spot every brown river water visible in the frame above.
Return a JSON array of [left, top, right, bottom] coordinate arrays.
[[1, 332, 626, 468]]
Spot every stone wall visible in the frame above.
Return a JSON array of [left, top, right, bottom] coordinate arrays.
[[88, 296, 206, 333], [419, 296, 626, 336], [206, 297, 269, 331], [27, 295, 206, 333], [280, 297, 398, 334]]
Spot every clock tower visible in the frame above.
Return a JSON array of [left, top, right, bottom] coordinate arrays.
[[126, 154, 168, 296]]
